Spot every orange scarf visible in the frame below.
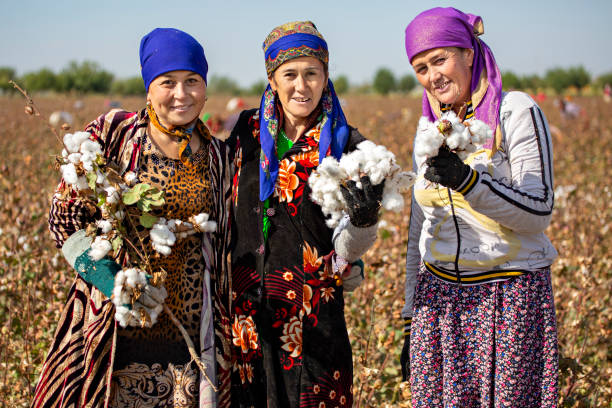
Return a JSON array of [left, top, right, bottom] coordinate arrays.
[[146, 104, 211, 165]]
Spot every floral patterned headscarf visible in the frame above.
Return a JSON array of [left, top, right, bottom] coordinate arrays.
[[258, 21, 349, 201]]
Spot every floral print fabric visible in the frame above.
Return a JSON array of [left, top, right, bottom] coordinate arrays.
[[410, 266, 559, 408], [228, 109, 363, 408]]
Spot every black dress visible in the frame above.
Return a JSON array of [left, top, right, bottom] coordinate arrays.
[[227, 109, 364, 408]]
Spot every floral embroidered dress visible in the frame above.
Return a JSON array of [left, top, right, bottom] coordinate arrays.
[[227, 109, 364, 408]]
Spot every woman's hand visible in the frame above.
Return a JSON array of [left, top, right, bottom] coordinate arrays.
[[400, 333, 410, 381], [424, 146, 471, 190], [340, 175, 384, 227]]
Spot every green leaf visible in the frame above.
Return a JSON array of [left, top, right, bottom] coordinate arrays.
[[149, 189, 164, 201], [138, 200, 151, 213], [122, 183, 150, 205], [111, 236, 123, 252], [139, 213, 158, 228], [86, 171, 97, 190]]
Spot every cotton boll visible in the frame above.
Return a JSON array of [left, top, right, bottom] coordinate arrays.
[[62, 149, 69, 158], [96, 219, 113, 234], [63, 133, 80, 153], [80, 139, 102, 155], [395, 171, 417, 191], [114, 210, 125, 220], [339, 153, 362, 181], [60, 163, 78, 185], [446, 126, 470, 150], [466, 119, 492, 145], [105, 186, 120, 204], [67, 152, 82, 164], [193, 213, 209, 225], [382, 191, 404, 212], [114, 305, 133, 328], [124, 171, 138, 186], [74, 176, 89, 191], [81, 159, 94, 172], [124, 268, 147, 288], [89, 236, 112, 261]]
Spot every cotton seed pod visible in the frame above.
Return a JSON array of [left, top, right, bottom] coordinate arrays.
[[24, 105, 34, 115]]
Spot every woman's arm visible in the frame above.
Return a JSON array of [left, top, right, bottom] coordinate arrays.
[[461, 93, 554, 234]]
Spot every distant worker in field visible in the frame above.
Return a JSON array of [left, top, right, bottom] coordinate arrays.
[[401, 7, 558, 408], [603, 83, 610, 103], [32, 28, 233, 407]]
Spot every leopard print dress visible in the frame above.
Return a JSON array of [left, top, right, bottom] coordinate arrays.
[[110, 133, 213, 407]]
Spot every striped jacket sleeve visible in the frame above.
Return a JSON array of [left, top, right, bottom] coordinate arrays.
[[459, 92, 554, 234], [402, 150, 424, 320]]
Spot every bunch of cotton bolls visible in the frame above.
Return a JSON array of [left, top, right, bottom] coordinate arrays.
[[112, 268, 167, 328], [151, 213, 217, 253], [309, 140, 416, 228], [414, 111, 492, 169], [60, 132, 104, 190]]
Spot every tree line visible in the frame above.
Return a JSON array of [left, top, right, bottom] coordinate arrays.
[[1, 61, 611, 96]]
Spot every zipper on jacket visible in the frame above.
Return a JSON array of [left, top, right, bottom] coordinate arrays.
[[446, 188, 462, 287]]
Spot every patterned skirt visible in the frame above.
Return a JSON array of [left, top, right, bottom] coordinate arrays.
[[410, 266, 559, 408]]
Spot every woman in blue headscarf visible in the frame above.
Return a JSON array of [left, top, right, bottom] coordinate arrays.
[[32, 28, 233, 408], [226, 21, 383, 408]]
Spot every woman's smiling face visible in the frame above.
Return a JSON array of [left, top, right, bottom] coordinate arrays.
[[269, 56, 327, 126], [147, 70, 207, 128], [411, 47, 474, 107]]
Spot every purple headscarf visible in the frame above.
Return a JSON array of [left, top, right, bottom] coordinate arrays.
[[405, 7, 502, 149]]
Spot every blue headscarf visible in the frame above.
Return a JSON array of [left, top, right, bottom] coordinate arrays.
[[140, 28, 208, 91], [259, 21, 349, 201]]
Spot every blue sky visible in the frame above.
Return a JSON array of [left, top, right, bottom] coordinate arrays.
[[2, 0, 611, 87]]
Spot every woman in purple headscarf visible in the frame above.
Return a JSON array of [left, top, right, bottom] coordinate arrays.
[[401, 7, 558, 407]]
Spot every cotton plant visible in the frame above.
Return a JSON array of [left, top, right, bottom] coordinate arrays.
[[309, 140, 416, 228], [55, 132, 218, 328], [414, 111, 492, 169]]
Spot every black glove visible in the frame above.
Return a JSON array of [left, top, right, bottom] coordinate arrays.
[[424, 146, 471, 190], [400, 333, 410, 381], [340, 175, 384, 228]]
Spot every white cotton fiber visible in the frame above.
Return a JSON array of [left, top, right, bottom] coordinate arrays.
[[414, 112, 493, 168], [89, 236, 111, 261], [309, 140, 416, 227], [60, 163, 78, 185], [96, 219, 113, 234], [124, 171, 138, 186]]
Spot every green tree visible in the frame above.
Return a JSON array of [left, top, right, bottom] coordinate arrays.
[[373, 68, 396, 95], [545, 67, 571, 95], [20, 68, 58, 92], [398, 74, 417, 93], [110, 77, 146, 95], [0, 67, 17, 93], [332, 75, 349, 94], [596, 71, 612, 88], [521, 74, 543, 92], [208, 75, 241, 95], [566, 66, 591, 93], [56, 61, 114, 93], [502, 71, 522, 90], [247, 79, 267, 96]]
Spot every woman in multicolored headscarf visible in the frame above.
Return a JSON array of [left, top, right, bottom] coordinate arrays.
[[226, 21, 383, 407], [401, 7, 558, 408], [32, 28, 233, 407]]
